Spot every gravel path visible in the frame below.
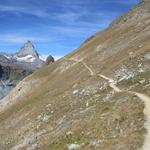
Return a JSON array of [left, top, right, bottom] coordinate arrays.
[[68, 58, 150, 150]]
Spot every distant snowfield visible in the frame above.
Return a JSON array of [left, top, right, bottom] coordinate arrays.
[[39, 55, 47, 61], [3, 54, 37, 63], [54, 55, 63, 60], [15, 55, 36, 62], [40, 55, 63, 61], [4, 54, 62, 62], [4, 55, 11, 59]]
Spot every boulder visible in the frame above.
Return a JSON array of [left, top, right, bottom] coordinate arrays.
[[46, 55, 55, 65]]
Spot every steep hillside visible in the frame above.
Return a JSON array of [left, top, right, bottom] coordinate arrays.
[[0, 1, 150, 150]]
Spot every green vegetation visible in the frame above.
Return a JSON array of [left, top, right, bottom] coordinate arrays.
[[48, 130, 89, 150]]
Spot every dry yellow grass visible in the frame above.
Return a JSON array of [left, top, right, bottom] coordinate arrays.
[[0, 2, 150, 149]]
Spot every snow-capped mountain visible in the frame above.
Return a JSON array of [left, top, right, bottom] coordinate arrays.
[[0, 41, 53, 100], [1, 40, 44, 66], [16, 40, 39, 58]]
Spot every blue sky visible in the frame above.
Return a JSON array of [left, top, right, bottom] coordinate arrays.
[[0, 0, 140, 59]]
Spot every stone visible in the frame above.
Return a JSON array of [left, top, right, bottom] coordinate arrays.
[[46, 55, 55, 65]]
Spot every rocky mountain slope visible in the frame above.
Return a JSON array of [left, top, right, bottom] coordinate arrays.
[[0, 0, 150, 149], [0, 41, 46, 100]]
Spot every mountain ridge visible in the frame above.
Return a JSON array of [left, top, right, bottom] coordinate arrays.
[[16, 40, 39, 58]]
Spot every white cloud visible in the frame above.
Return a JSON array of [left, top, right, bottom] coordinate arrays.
[[104, 0, 140, 5], [0, 5, 49, 18], [0, 0, 140, 59], [0, 34, 52, 44], [53, 55, 63, 60]]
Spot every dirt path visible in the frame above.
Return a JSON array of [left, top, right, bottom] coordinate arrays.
[[98, 74, 150, 150], [68, 58, 94, 76], [97, 74, 121, 92], [130, 92, 150, 150], [67, 58, 150, 150]]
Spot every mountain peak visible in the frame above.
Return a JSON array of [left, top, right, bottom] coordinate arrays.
[[17, 40, 39, 58]]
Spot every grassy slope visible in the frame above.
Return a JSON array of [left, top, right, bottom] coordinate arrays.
[[0, 11, 150, 150]]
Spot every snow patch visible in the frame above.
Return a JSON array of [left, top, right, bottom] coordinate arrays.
[[39, 55, 47, 61], [40, 55, 62, 61], [15, 55, 36, 62], [4, 55, 12, 59]]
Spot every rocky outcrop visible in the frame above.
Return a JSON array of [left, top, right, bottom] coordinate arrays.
[[0, 64, 32, 99], [46, 55, 54, 65]]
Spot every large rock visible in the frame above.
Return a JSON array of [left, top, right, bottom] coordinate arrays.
[[46, 55, 55, 65]]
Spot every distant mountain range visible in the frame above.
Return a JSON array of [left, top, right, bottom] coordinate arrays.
[[0, 40, 53, 99]]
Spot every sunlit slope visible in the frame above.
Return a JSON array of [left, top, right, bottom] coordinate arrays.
[[0, 1, 150, 150]]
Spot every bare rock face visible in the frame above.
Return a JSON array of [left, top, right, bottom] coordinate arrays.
[[46, 55, 55, 65], [17, 40, 39, 58], [0, 64, 32, 99]]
